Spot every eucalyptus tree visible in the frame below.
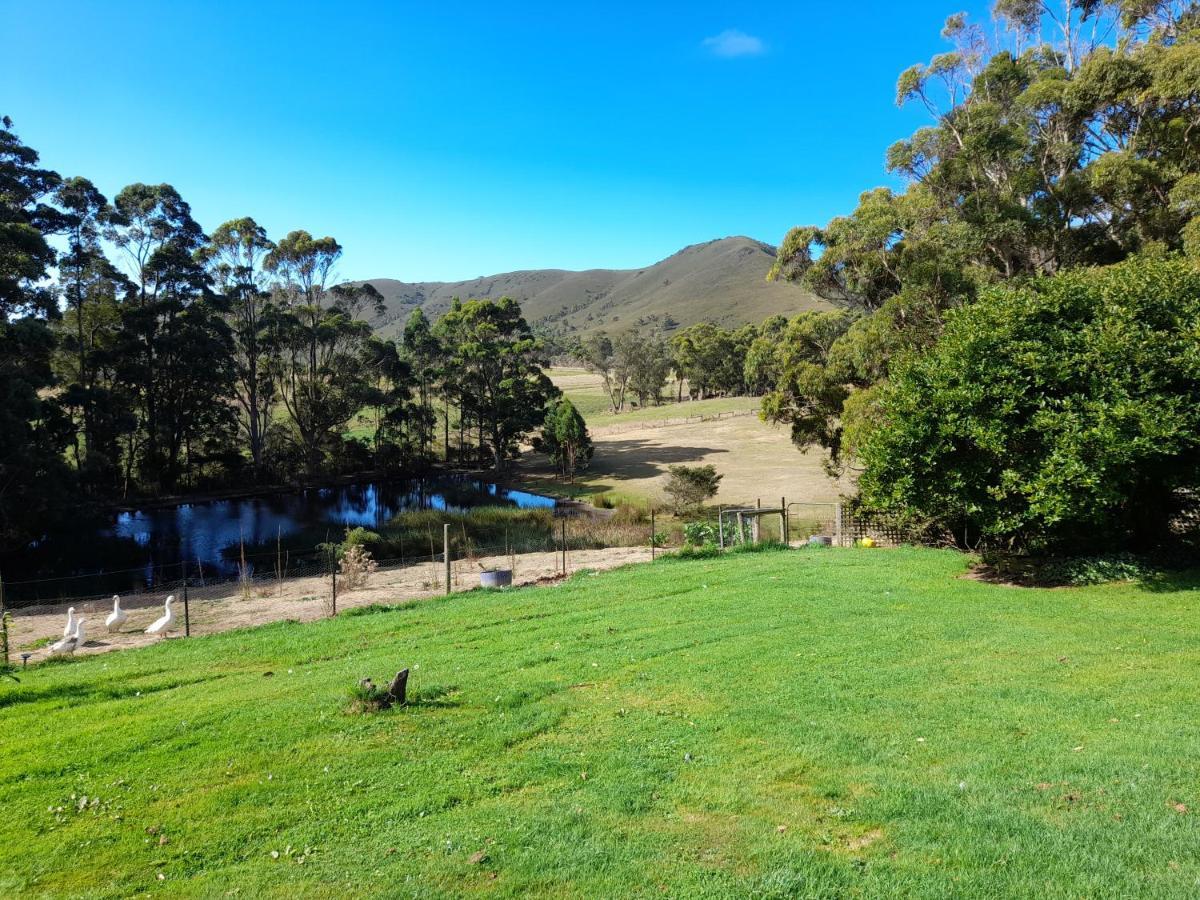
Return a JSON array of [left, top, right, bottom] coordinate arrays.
[[768, 0, 1200, 470], [0, 118, 73, 550], [401, 307, 442, 461], [361, 336, 418, 470], [537, 397, 593, 478], [108, 183, 236, 493], [434, 297, 558, 472], [265, 230, 385, 474], [577, 332, 628, 413], [198, 217, 277, 479], [53, 176, 130, 491]]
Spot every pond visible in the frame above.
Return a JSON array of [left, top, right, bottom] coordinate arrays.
[[4, 477, 556, 604]]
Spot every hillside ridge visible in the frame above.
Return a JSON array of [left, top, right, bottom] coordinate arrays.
[[361, 236, 828, 339]]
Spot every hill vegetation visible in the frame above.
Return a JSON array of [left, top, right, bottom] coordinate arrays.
[[363, 236, 827, 341]]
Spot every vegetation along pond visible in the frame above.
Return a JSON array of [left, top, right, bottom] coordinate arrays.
[[5, 477, 555, 604]]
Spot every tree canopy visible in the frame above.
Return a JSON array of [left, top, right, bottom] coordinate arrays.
[[768, 1, 1200, 473]]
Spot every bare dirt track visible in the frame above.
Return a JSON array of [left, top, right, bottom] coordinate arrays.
[[10, 546, 651, 664]]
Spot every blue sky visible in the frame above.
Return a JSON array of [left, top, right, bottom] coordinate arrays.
[[3, 1, 992, 282]]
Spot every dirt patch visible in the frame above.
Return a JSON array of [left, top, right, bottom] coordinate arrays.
[[9, 546, 652, 665], [846, 829, 884, 851], [516, 415, 850, 506]]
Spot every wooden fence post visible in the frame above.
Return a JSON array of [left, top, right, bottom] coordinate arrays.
[[444, 523, 451, 595], [182, 560, 191, 637], [717, 507, 724, 549], [780, 497, 787, 546], [650, 509, 656, 560], [330, 553, 337, 616], [561, 518, 567, 575]]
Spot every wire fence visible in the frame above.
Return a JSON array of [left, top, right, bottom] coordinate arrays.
[[0, 501, 916, 666], [0, 517, 671, 664], [591, 408, 758, 435]]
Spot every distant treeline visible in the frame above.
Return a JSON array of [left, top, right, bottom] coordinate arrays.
[[560, 318, 795, 414]]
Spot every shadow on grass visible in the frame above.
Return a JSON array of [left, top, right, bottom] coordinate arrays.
[[406, 683, 461, 709], [1134, 568, 1200, 593]]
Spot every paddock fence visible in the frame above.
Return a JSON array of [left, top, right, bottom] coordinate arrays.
[[0, 517, 667, 664], [590, 408, 758, 435], [717, 501, 913, 549], [0, 500, 916, 666]]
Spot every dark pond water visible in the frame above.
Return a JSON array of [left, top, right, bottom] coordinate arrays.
[[6, 477, 555, 604]]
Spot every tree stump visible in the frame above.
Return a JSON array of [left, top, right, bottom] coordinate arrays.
[[387, 668, 409, 706]]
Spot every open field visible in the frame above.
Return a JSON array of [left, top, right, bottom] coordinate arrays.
[[4, 547, 1200, 896], [517, 371, 848, 506], [547, 367, 759, 428]]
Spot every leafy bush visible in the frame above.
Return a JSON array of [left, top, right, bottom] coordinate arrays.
[[666, 543, 722, 560], [683, 521, 718, 546], [859, 256, 1200, 553], [664, 464, 723, 513], [726, 540, 791, 555]]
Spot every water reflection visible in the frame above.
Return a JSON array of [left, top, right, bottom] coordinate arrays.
[[8, 477, 554, 601]]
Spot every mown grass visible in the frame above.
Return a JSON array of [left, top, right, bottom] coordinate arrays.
[[3, 547, 1200, 897]]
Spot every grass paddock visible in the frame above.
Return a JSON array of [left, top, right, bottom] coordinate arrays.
[[3, 547, 1199, 896]]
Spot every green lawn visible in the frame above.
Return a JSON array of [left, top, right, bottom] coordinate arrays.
[[4, 548, 1200, 896]]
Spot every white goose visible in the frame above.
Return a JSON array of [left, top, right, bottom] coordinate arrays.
[[145, 595, 175, 636], [63, 606, 77, 639], [105, 595, 127, 632], [50, 618, 86, 655]]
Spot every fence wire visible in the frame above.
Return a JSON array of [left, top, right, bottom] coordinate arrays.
[[1, 503, 919, 665]]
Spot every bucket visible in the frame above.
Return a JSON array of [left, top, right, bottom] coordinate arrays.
[[479, 569, 513, 588]]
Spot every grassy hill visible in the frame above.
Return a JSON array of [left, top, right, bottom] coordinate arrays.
[[363, 236, 828, 340], [5, 548, 1200, 896]]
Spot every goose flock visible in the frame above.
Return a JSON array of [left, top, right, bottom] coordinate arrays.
[[46, 594, 176, 657]]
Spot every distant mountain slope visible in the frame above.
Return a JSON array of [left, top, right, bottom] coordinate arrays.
[[363, 236, 829, 340]]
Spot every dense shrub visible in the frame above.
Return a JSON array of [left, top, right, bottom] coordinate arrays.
[[664, 464, 723, 513], [683, 521, 718, 546], [859, 256, 1200, 553]]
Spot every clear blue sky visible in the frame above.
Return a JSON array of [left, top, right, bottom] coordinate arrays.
[[2, 1, 992, 282]]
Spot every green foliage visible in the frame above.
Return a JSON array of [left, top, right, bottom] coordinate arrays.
[[1032, 554, 1153, 587], [435, 297, 559, 471], [0, 120, 75, 549], [767, 6, 1200, 471], [682, 521, 718, 546], [665, 542, 722, 560], [663, 464, 723, 513], [535, 398, 593, 478], [859, 256, 1200, 552]]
